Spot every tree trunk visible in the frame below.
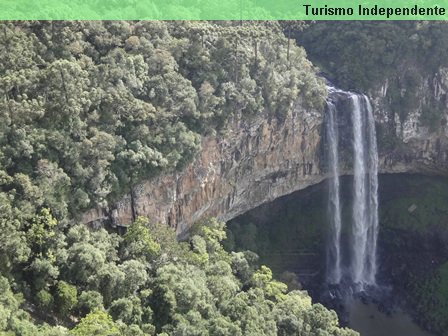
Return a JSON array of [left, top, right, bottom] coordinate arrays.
[[59, 68, 69, 104], [254, 39, 258, 65], [129, 180, 137, 222]]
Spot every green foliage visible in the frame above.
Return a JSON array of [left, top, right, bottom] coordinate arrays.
[[0, 276, 67, 335], [191, 217, 229, 260], [298, 22, 448, 91], [252, 266, 288, 301], [56, 281, 78, 316], [0, 192, 31, 272], [71, 310, 120, 336], [26, 208, 57, 253], [122, 217, 160, 262], [273, 291, 358, 336], [36, 289, 53, 311], [297, 21, 448, 129], [0, 20, 347, 336], [0, 21, 324, 232], [0, 213, 355, 335], [408, 263, 448, 333], [109, 296, 144, 326], [77, 291, 104, 316]]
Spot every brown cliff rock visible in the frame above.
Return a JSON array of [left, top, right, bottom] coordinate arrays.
[[82, 76, 448, 235], [82, 105, 324, 234]]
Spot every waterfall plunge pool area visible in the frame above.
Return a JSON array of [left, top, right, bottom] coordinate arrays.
[[225, 174, 448, 336], [347, 299, 433, 336]]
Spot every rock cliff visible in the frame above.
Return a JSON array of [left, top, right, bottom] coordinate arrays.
[[82, 71, 448, 234], [372, 67, 448, 176], [82, 102, 325, 234]]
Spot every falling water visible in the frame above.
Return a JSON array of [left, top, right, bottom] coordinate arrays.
[[326, 88, 379, 289], [326, 101, 342, 284], [350, 93, 379, 287], [351, 94, 369, 285], [365, 98, 379, 285]]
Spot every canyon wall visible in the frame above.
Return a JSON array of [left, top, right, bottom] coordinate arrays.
[[372, 67, 448, 176], [82, 70, 448, 235], [82, 102, 325, 234]]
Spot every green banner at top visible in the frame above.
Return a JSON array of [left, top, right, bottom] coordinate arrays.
[[2, 0, 448, 20]]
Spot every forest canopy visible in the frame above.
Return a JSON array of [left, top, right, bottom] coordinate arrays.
[[296, 21, 448, 92], [0, 21, 325, 219], [296, 21, 448, 130], [0, 21, 347, 335]]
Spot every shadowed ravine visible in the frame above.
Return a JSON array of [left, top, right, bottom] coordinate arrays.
[[346, 299, 433, 336], [225, 173, 448, 336]]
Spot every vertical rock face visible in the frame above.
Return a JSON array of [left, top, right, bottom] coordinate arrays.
[[82, 70, 448, 234], [82, 104, 324, 234], [371, 68, 448, 175]]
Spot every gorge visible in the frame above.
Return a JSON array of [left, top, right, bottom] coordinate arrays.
[[79, 74, 448, 334], [76, 53, 448, 334], [225, 173, 448, 336], [81, 59, 448, 238], [3, 20, 448, 336], [80, 75, 448, 334]]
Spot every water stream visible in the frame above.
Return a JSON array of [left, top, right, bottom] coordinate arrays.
[[326, 88, 379, 288], [326, 100, 342, 284]]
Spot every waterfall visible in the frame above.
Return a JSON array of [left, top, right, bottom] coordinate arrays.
[[326, 101, 342, 284], [351, 94, 369, 285], [326, 88, 379, 289], [365, 98, 379, 285]]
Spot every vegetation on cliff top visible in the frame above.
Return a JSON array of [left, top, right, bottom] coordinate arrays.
[[297, 21, 448, 92], [0, 20, 345, 335], [0, 20, 325, 221], [297, 21, 448, 129]]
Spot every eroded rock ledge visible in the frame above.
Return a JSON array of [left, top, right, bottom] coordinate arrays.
[[82, 86, 448, 235], [82, 104, 324, 234]]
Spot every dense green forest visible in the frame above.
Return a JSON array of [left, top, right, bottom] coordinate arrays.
[[7, 19, 448, 336], [0, 20, 325, 220], [0, 216, 357, 335], [297, 21, 448, 130], [297, 21, 448, 91], [0, 21, 354, 335]]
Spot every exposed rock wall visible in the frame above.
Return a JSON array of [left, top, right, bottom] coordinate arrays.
[[372, 68, 448, 175], [82, 70, 448, 234], [82, 103, 325, 234]]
